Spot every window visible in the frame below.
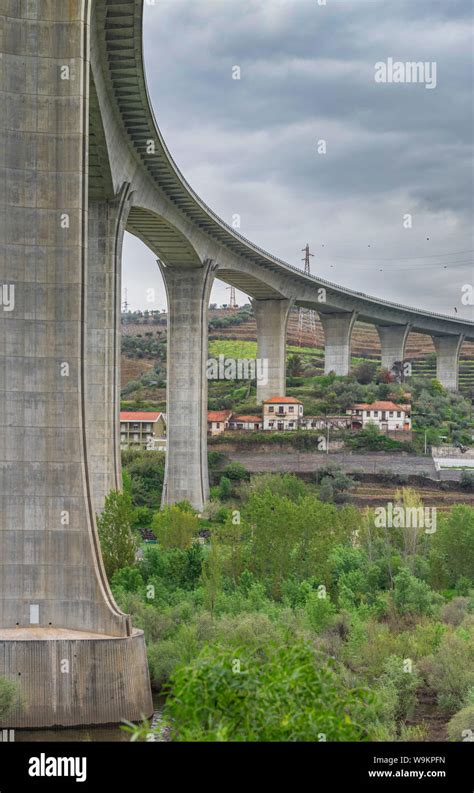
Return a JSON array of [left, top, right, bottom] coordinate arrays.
[[278, 406, 284, 414], [132, 423, 140, 431], [397, 412, 401, 417], [216, 422, 220, 429], [289, 422, 294, 428], [289, 406, 294, 412], [389, 411, 393, 417], [237, 424, 243, 429], [269, 406, 274, 413]]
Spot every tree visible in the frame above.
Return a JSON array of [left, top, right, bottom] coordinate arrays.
[[353, 361, 377, 385], [287, 353, 303, 377], [151, 503, 199, 549], [97, 490, 138, 579]]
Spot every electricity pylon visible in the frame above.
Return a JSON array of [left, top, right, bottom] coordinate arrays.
[[297, 244, 317, 346]]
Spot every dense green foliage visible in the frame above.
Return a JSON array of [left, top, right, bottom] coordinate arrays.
[[108, 470, 474, 743]]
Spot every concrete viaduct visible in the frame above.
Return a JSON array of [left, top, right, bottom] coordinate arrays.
[[0, 0, 473, 726]]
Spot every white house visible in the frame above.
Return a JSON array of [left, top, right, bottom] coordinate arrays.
[[207, 410, 233, 436], [228, 415, 262, 431], [120, 411, 166, 450], [347, 401, 411, 432], [263, 397, 303, 431]]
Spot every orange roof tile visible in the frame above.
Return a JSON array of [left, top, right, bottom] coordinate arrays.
[[352, 401, 409, 411], [207, 410, 233, 422], [231, 415, 262, 422], [120, 412, 163, 422], [263, 396, 302, 404]]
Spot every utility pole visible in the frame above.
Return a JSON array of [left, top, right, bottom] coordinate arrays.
[[297, 244, 317, 346]]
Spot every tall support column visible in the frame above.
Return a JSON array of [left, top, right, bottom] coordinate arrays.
[[377, 324, 411, 372], [253, 298, 293, 403], [159, 261, 217, 511], [320, 312, 357, 375], [87, 186, 132, 515], [0, 2, 152, 727], [432, 335, 464, 391]]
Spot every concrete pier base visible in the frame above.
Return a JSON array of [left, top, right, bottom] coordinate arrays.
[[320, 312, 357, 375], [253, 298, 293, 403], [377, 324, 411, 372], [0, 628, 153, 728], [432, 334, 464, 391]]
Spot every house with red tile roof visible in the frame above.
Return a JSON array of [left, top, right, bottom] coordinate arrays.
[[207, 410, 233, 436], [263, 396, 303, 431], [120, 411, 166, 450], [229, 415, 262, 431], [347, 401, 411, 432]]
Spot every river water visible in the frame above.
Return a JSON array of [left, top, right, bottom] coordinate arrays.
[[13, 697, 166, 743]]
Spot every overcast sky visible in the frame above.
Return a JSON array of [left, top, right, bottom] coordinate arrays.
[[122, 0, 473, 320]]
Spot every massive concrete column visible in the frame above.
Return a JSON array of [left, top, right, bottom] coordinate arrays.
[[159, 261, 217, 511], [377, 323, 411, 371], [87, 186, 132, 515], [252, 298, 293, 403], [432, 334, 464, 391], [320, 311, 357, 375], [0, 2, 152, 726]]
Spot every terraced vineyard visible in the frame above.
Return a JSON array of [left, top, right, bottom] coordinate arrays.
[[350, 480, 474, 511], [121, 307, 474, 397]]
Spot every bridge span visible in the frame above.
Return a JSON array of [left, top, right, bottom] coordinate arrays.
[[0, 0, 472, 726]]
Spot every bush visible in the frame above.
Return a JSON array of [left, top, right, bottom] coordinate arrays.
[[379, 655, 421, 721], [392, 569, 441, 616], [164, 642, 372, 741], [447, 705, 474, 741], [305, 591, 336, 633], [420, 628, 474, 712], [152, 504, 199, 549], [0, 678, 19, 719]]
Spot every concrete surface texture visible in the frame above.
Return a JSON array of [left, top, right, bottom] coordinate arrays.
[[0, 1, 152, 727]]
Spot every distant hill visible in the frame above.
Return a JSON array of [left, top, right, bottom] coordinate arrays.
[[121, 307, 474, 397]]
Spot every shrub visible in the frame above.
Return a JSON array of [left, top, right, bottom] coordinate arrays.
[[447, 705, 474, 741], [392, 569, 441, 616], [152, 504, 199, 549], [420, 628, 474, 712], [0, 678, 19, 719], [305, 591, 336, 633], [441, 597, 471, 627], [378, 655, 421, 721], [164, 642, 372, 741]]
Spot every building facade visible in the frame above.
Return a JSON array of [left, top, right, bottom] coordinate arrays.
[[347, 401, 412, 432], [120, 411, 166, 450], [263, 397, 303, 431], [207, 410, 233, 436]]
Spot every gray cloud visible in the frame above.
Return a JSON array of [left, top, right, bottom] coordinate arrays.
[[123, 0, 473, 321]]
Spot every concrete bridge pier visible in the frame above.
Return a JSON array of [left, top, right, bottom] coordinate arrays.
[[253, 298, 293, 403], [432, 334, 464, 391], [0, 0, 152, 728], [87, 187, 133, 515], [320, 311, 357, 375], [377, 324, 411, 372], [159, 261, 217, 511]]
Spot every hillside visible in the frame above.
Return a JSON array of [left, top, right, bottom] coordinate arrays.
[[121, 307, 474, 397]]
